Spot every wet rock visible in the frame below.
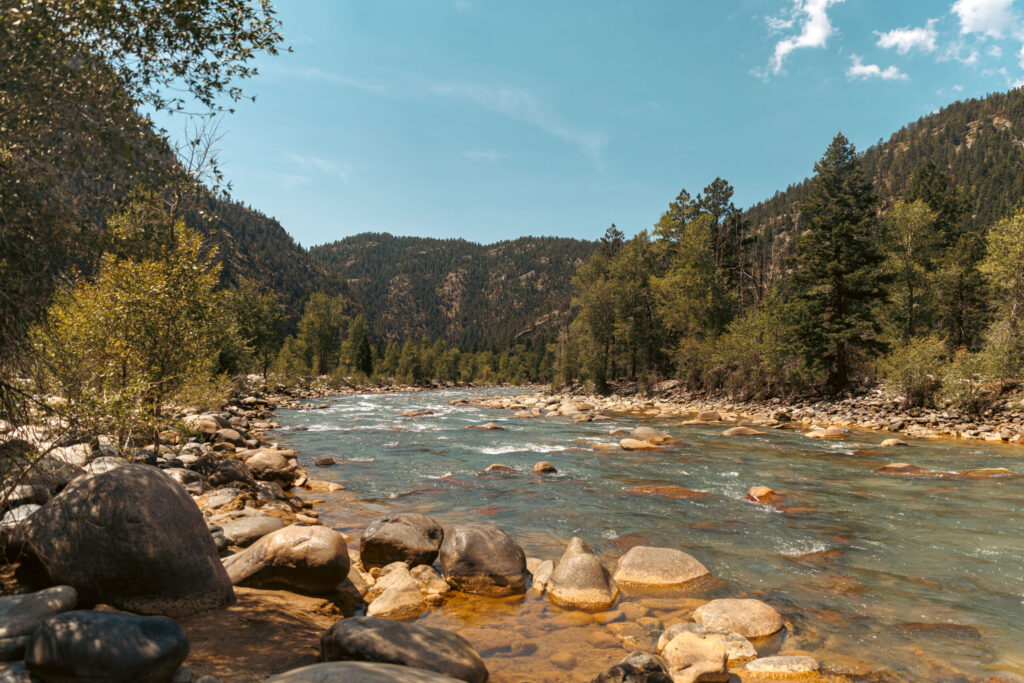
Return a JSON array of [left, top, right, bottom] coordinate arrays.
[[360, 513, 444, 569], [624, 485, 710, 500], [547, 537, 619, 610], [268, 662, 462, 682], [803, 426, 846, 440], [439, 524, 527, 596], [26, 610, 189, 682], [366, 564, 427, 619], [17, 464, 233, 617], [530, 559, 554, 594], [721, 426, 764, 437], [320, 617, 488, 683], [533, 461, 557, 474], [465, 423, 504, 431], [482, 464, 516, 474], [745, 655, 819, 676], [958, 467, 1016, 478], [697, 411, 721, 422], [660, 631, 728, 682], [220, 515, 286, 547], [592, 443, 622, 452], [590, 651, 672, 682], [314, 457, 336, 467], [620, 439, 659, 451], [305, 479, 345, 493], [880, 438, 908, 447], [245, 450, 296, 486], [693, 598, 783, 638], [223, 525, 350, 593], [410, 564, 450, 605], [629, 427, 672, 444], [657, 624, 756, 663], [0, 586, 77, 661], [613, 546, 710, 589], [876, 462, 931, 475], [745, 485, 784, 506]]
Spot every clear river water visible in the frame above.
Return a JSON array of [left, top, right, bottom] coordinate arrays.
[[275, 388, 1024, 682]]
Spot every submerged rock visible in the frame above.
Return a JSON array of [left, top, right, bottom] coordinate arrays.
[[693, 598, 783, 638], [745, 655, 819, 675], [547, 537, 619, 610], [721, 426, 764, 437], [532, 461, 557, 474], [360, 513, 444, 569], [268, 662, 463, 682], [624, 485, 710, 500], [439, 524, 526, 596], [746, 485, 785, 506], [26, 610, 189, 682], [629, 427, 672, 444], [613, 546, 710, 589], [482, 464, 516, 474], [16, 464, 233, 617], [876, 462, 931, 475], [319, 617, 488, 683], [590, 651, 672, 682], [223, 525, 350, 593], [880, 438, 908, 447]]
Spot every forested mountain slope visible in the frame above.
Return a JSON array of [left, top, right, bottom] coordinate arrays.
[[309, 233, 596, 346]]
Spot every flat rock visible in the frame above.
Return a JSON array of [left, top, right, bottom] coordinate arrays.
[[320, 617, 487, 683], [624, 485, 710, 500], [745, 655, 819, 675], [268, 662, 462, 682], [657, 623, 756, 663], [360, 513, 444, 569], [876, 462, 931, 475], [880, 438, 908, 447], [439, 524, 526, 596], [693, 598, 783, 638], [483, 464, 516, 474], [620, 439, 659, 451], [629, 427, 672, 444], [223, 525, 350, 594], [613, 546, 710, 589], [721, 426, 764, 437], [220, 515, 286, 547], [0, 586, 78, 641], [26, 610, 189, 682]]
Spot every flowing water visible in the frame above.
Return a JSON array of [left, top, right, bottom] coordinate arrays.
[[275, 388, 1024, 682]]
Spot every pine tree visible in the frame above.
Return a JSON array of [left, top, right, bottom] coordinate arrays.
[[342, 314, 373, 376], [788, 133, 888, 393]]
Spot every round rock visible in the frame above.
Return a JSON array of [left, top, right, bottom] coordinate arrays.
[[439, 524, 526, 596], [360, 513, 444, 569], [693, 598, 784, 638], [223, 524, 350, 594], [613, 546, 710, 589]]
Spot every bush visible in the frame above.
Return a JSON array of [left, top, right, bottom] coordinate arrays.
[[879, 335, 947, 407], [941, 348, 995, 416]]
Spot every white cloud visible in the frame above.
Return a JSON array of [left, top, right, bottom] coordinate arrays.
[[846, 55, 909, 80], [989, 44, 1004, 57], [952, 0, 1015, 38], [287, 153, 353, 183], [463, 149, 506, 163], [769, 0, 845, 74], [876, 19, 939, 53]]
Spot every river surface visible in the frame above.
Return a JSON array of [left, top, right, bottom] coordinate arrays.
[[274, 388, 1024, 682]]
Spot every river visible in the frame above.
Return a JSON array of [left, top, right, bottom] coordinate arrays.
[[274, 387, 1024, 682]]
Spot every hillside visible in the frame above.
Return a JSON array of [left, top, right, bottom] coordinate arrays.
[[309, 233, 596, 347]]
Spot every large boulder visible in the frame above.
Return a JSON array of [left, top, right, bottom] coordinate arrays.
[[590, 651, 672, 683], [692, 598, 783, 638], [222, 524, 350, 594], [0, 586, 77, 661], [219, 515, 286, 548], [268, 662, 462, 682], [613, 546, 710, 589], [213, 428, 247, 447], [26, 610, 189, 682], [183, 413, 229, 439], [320, 617, 488, 683], [245, 450, 296, 486], [439, 524, 526, 596], [629, 427, 672, 444], [547, 537, 619, 610], [360, 514, 444, 569], [16, 464, 233, 617]]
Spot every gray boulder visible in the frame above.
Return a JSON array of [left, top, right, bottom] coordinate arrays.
[[26, 610, 189, 682], [439, 524, 526, 596], [547, 537, 619, 610], [359, 513, 444, 569], [17, 465, 233, 617], [219, 515, 285, 547], [83, 456, 128, 476], [267, 662, 461, 683], [244, 450, 295, 486], [222, 525, 349, 593], [0, 586, 77, 661], [320, 617, 487, 683]]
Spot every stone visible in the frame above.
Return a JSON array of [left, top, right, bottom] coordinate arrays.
[[0, 586, 77, 661], [624, 485, 710, 500], [267, 662, 462, 683], [613, 546, 710, 589], [26, 610, 189, 682], [745, 655, 819, 675], [959, 467, 1016, 478], [366, 564, 427, 619], [693, 598, 783, 638], [208, 525, 228, 554], [721, 426, 764, 437], [245, 450, 296, 486], [314, 457, 336, 467], [439, 524, 527, 596], [803, 426, 846, 440], [220, 515, 286, 547], [483, 464, 516, 474], [0, 505, 39, 530], [360, 513, 444, 569], [319, 617, 488, 683], [592, 443, 622, 452], [204, 459, 253, 488], [533, 461, 557, 474], [590, 651, 672, 682], [18, 456, 83, 494], [165, 468, 203, 496], [410, 564, 450, 604], [213, 428, 246, 447], [17, 465, 233, 617], [880, 438, 908, 447], [49, 443, 92, 467], [620, 439, 659, 451], [746, 486, 784, 506], [0, 484, 49, 512], [255, 480, 289, 502], [199, 487, 245, 510], [465, 423, 504, 431], [530, 559, 554, 594], [657, 624, 756, 663], [629, 427, 672, 444], [547, 537, 619, 610], [83, 455, 128, 476], [697, 411, 721, 422], [876, 462, 931, 475], [183, 413, 229, 438], [222, 524, 350, 594], [660, 631, 728, 682]]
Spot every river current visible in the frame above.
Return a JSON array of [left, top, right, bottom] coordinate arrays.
[[275, 387, 1024, 682]]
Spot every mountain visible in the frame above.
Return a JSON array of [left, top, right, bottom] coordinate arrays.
[[308, 233, 597, 347]]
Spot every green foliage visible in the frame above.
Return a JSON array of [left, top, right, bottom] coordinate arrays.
[[34, 203, 224, 442], [981, 207, 1024, 336], [296, 292, 347, 375], [941, 348, 994, 416], [342, 314, 374, 376], [223, 277, 285, 376], [882, 200, 941, 340], [879, 335, 947, 408]]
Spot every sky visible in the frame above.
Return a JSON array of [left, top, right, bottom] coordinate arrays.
[[158, 0, 1024, 246]]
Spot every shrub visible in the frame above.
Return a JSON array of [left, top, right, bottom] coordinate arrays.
[[879, 335, 947, 407]]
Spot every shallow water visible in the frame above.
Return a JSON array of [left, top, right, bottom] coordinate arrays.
[[275, 388, 1024, 681]]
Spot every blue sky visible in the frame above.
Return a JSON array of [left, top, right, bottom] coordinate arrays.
[[162, 0, 1024, 246]]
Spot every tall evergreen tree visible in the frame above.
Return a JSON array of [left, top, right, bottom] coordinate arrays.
[[788, 133, 887, 393], [342, 313, 374, 375]]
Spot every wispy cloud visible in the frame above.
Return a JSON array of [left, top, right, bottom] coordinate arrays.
[[876, 19, 939, 54], [846, 55, 909, 81], [430, 83, 608, 163], [287, 153, 353, 183], [463, 149, 507, 163], [767, 0, 845, 74], [952, 0, 1016, 39], [276, 65, 388, 94]]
